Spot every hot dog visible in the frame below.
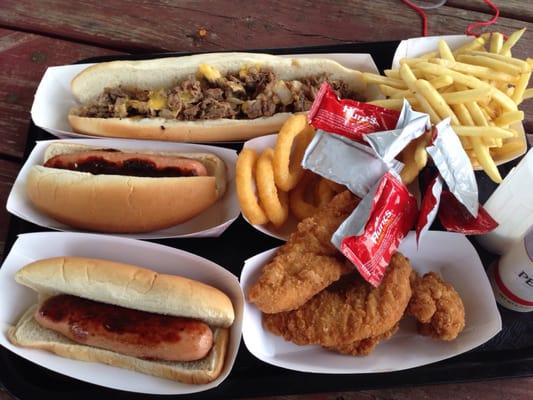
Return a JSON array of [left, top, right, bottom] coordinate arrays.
[[68, 52, 367, 142], [25, 142, 227, 233], [8, 257, 235, 384], [35, 294, 214, 362]]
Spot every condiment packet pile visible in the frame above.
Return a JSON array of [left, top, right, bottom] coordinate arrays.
[[304, 83, 497, 286]]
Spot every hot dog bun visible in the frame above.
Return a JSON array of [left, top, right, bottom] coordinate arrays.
[[26, 142, 227, 233], [8, 257, 234, 384], [68, 52, 366, 142]]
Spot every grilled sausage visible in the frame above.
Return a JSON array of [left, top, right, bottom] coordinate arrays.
[[35, 294, 214, 362]]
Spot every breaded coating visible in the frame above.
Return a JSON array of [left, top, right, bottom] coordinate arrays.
[[325, 323, 399, 356], [248, 191, 359, 314], [262, 253, 413, 347], [408, 272, 465, 341]]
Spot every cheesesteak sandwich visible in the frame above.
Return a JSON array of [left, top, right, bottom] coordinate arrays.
[[26, 142, 227, 233], [8, 257, 235, 384], [68, 52, 366, 141]]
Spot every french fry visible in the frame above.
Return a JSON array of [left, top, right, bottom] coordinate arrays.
[[420, 50, 438, 60], [523, 88, 533, 101], [368, 98, 419, 110], [471, 138, 502, 183], [453, 36, 486, 55], [490, 140, 525, 158], [384, 69, 401, 79], [415, 79, 459, 124], [490, 32, 504, 54], [429, 75, 454, 89], [399, 140, 420, 185], [500, 28, 526, 56], [362, 73, 407, 89], [414, 132, 430, 169], [453, 126, 515, 139], [493, 111, 525, 127], [512, 71, 532, 104], [465, 50, 531, 72], [464, 102, 489, 127], [456, 54, 522, 76], [430, 58, 516, 82], [418, 62, 517, 112], [438, 39, 455, 61], [441, 88, 491, 105], [378, 84, 410, 98], [399, 58, 426, 66], [400, 64, 440, 123]]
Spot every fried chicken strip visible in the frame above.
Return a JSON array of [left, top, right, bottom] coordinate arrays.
[[408, 272, 465, 341], [263, 252, 413, 347], [325, 323, 399, 356], [248, 191, 359, 314]]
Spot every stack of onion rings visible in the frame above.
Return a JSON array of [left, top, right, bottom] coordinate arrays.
[[236, 114, 347, 230]]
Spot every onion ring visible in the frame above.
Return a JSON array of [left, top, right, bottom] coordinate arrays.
[[289, 171, 320, 221], [236, 148, 269, 225], [274, 114, 315, 191], [314, 178, 336, 207], [256, 148, 289, 227]]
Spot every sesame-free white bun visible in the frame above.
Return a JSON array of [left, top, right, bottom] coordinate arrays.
[[69, 52, 366, 141], [26, 142, 227, 233]]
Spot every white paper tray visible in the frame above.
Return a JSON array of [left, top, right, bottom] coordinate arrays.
[[0, 232, 244, 395], [392, 35, 527, 169], [6, 138, 239, 239], [240, 231, 501, 374]]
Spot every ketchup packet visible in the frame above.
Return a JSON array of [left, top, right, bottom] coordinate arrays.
[[416, 175, 443, 245], [438, 190, 498, 235], [303, 130, 403, 198], [332, 172, 418, 287], [427, 119, 478, 217], [364, 102, 431, 166], [308, 83, 400, 143]]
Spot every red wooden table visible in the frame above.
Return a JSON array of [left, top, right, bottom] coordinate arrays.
[[0, 1, 532, 399]]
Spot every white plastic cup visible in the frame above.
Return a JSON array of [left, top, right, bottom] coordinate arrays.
[[489, 226, 533, 312], [477, 149, 533, 255]]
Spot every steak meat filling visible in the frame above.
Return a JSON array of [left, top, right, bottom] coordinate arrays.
[[74, 66, 363, 121]]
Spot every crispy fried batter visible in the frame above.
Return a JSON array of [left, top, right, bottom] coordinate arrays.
[[248, 191, 359, 314], [263, 252, 413, 347], [325, 323, 399, 356], [408, 272, 465, 341]]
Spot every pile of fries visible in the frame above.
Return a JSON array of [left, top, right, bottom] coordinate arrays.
[[363, 29, 532, 184]]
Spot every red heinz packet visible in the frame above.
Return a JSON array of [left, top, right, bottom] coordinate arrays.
[[332, 172, 418, 286], [308, 83, 400, 143]]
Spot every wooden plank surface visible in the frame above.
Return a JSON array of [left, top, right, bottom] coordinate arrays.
[[0, 0, 532, 53], [0, 159, 18, 259], [0, 28, 123, 159], [447, 0, 533, 23], [2, 376, 533, 399]]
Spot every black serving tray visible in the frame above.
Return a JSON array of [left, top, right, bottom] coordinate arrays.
[[2, 41, 533, 400]]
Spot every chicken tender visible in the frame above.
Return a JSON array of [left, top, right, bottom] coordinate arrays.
[[263, 252, 413, 347], [248, 191, 359, 314], [325, 323, 399, 356], [408, 272, 465, 341]]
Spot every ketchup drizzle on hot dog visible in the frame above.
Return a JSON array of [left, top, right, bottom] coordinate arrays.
[[44, 150, 208, 178], [36, 294, 214, 361]]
